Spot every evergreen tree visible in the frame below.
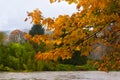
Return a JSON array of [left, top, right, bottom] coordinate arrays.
[[29, 24, 44, 36]]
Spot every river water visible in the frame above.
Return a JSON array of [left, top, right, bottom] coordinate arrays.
[[0, 71, 119, 80]]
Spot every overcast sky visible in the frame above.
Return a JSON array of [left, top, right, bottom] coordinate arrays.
[[0, 0, 77, 31]]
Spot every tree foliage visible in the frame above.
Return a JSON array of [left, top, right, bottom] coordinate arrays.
[[0, 32, 7, 44], [29, 24, 44, 36], [9, 29, 26, 43], [25, 8, 42, 24], [25, 0, 120, 71]]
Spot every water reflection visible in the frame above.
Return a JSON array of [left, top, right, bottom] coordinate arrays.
[[0, 71, 119, 80]]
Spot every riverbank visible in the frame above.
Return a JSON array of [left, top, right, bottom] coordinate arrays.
[[0, 71, 119, 80]]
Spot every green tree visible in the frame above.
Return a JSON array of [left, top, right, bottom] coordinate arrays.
[[0, 32, 7, 44], [29, 24, 44, 36], [59, 50, 87, 65]]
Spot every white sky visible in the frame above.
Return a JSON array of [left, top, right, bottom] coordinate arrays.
[[0, 0, 77, 31]]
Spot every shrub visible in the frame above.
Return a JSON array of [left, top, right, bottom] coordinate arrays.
[[0, 42, 36, 71], [58, 50, 88, 65], [55, 64, 77, 71]]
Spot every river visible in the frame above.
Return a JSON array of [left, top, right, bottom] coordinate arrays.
[[0, 71, 119, 80]]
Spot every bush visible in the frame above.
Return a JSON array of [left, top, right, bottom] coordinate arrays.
[[0, 42, 37, 71], [76, 64, 96, 71], [0, 42, 95, 71], [32, 60, 55, 71], [58, 50, 88, 65], [55, 64, 77, 71]]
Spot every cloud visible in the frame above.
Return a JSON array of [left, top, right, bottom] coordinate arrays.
[[0, 13, 8, 30], [0, 0, 77, 31]]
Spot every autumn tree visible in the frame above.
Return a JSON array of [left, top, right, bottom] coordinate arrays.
[[25, 9, 47, 52], [25, 9, 45, 36], [9, 29, 26, 43], [25, 0, 120, 71]]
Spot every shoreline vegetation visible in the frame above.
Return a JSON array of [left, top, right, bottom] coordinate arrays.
[[0, 42, 118, 72], [0, 42, 96, 72]]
